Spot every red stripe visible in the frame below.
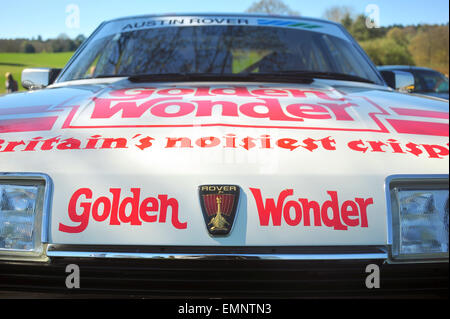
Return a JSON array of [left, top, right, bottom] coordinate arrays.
[[204, 195, 214, 216], [66, 122, 390, 133], [204, 195, 217, 217], [0, 105, 54, 116], [387, 119, 449, 137], [222, 195, 234, 216], [225, 196, 229, 214], [391, 107, 449, 119], [0, 117, 58, 133]]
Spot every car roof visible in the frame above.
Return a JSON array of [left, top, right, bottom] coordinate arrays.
[[105, 12, 343, 28]]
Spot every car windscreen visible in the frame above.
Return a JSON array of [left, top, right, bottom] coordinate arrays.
[[59, 19, 382, 84]]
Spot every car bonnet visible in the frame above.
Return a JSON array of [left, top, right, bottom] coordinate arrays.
[[0, 79, 448, 247]]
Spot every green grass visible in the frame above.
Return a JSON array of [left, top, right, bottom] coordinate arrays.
[[0, 52, 74, 94]]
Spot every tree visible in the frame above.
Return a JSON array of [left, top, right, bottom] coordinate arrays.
[[51, 33, 77, 52], [246, 0, 299, 15], [20, 41, 36, 53], [347, 14, 387, 41], [360, 38, 414, 66], [349, 15, 371, 41], [322, 6, 354, 23], [74, 34, 86, 48], [409, 26, 449, 74], [341, 14, 353, 30], [386, 27, 409, 46]]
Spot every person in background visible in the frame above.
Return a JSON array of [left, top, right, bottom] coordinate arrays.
[[5, 72, 18, 93]]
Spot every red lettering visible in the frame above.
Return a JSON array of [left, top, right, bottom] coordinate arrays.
[[422, 144, 449, 159], [298, 198, 321, 226], [348, 140, 369, 153], [276, 138, 299, 151], [158, 194, 187, 229], [101, 138, 128, 149], [139, 197, 159, 222], [41, 137, 60, 151], [250, 89, 289, 97], [165, 137, 193, 148], [109, 88, 156, 99], [59, 188, 92, 233], [59, 188, 187, 233], [354, 198, 373, 227], [224, 134, 237, 148], [57, 138, 81, 150], [157, 88, 194, 96], [368, 141, 388, 152], [386, 139, 405, 154], [299, 138, 319, 152], [91, 97, 175, 118], [251, 188, 372, 230], [286, 104, 331, 119], [321, 191, 348, 230], [241, 137, 257, 150], [194, 100, 239, 117], [283, 201, 302, 226], [193, 87, 214, 97], [0, 140, 25, 152], [150, 101, 195, 117], [84, 135, 102, 149], [92, 196, 111, 222], [284, 89, 342, 100], [109, 188, 122, 225], [118, 188, 142, 225], [196, 136, 220, 148], [239, 98, 302, 121], [135, 136, 155, 150], [319, 136, 336, 151], [260, 135, 271, 149], [319, 102, 356, 121], [210, 86, 255, 97], [341, 200, 359, 227], [250, 188, 292, 226], [405, 142, 423, 157], [23, 137, 43, 152]]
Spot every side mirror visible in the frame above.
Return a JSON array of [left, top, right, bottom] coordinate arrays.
[[379, 70, 415, 93], [21, 68, 62, 90]]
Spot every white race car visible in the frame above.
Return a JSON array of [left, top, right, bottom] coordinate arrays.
[[0, 14, 448, 298]]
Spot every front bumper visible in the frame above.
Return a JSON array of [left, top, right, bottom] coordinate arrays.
[[0, 245, 448, 298]]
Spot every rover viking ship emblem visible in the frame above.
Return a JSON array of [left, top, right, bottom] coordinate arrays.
[[209, 197, 230, 231], [199, 185, 240, 236]]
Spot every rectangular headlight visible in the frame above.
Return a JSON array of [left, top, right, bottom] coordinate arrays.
[[0, 174, 51, 261], [388, 176, 449, 262]]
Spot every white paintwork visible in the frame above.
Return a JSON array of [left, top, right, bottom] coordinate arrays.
[[0, 79, 448, 247]]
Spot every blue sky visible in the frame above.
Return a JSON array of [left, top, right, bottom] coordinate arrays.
[[1, 0, 449, 39]]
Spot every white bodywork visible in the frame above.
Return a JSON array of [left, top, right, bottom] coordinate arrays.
[[1, 78, 448, 247]]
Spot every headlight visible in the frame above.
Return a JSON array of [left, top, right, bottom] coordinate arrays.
[[388, 175, 449, 262], [0, 174, 51, 261]]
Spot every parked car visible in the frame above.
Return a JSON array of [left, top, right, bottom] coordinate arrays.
[[0, 14, 448, 298], [378, 65, 449, 100]]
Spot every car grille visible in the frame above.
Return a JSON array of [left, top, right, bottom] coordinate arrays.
[[0, 258, 447, 298]]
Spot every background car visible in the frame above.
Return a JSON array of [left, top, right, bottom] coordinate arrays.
[[378, 65, 449, 100]]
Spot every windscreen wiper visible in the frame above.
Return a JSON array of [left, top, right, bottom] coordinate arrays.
[[92, 74, 130, 79], [128, 72, 375, 84], [127, 73, 313, 84], [274, 71, 376, 84]]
